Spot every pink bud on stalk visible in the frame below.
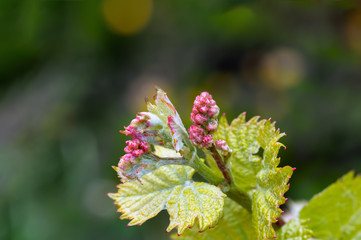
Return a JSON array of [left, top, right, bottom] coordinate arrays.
[[215, 140, 231, 156]]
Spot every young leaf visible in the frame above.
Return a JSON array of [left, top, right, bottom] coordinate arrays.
[[299, 171, 361, 239], [108, 163, 225, 235], [147, 87, 190, 152], [113, 153, 160, 181], [171, 198, 256, 240], [276, 219, 313, 240], [212, 113, 263, 191], [252, 120, 293, 239], [212, 114, 293, 239]]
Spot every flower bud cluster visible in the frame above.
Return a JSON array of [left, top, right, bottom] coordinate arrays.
[[121, 112, 173, 148], [118, 112, 162, 180], [119, 138, 151, 172], [188, 92, 220, 148], [123, 112, 162, 139]]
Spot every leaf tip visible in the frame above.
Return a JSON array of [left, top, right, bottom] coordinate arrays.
[[292, 167, 296, 171]]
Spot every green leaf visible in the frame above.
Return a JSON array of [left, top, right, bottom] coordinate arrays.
[[212, 114, 293, 239], [108, 163, 225, 235], [252, 120, 293, 240], [299, 171, 361, 240], [205, 154, 223, 178], [276, 219, 313, 240], [171, 198, 256, 240], [212, 113, 263, 191]]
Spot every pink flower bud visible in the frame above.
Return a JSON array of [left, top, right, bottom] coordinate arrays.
[[126, 139, 140, 149], [194, 114, 208, 125], [188, 125, 205, 145], [199, 106, 208, 114], [121, 111, 171, 146], [192, 106, 199, 115], [206, 119, 218, 132], [200, 91, 211, 99], [124, 146, 133, 154], [215, 140, 231, 155], [208, 105, 220, 118], [132, 149, 144, 157], [123, 138, 150, 157], [123, 126, 136, 136], [119, 154, 134, 170], [201, 135, 213, 148], [140, 141, 150, 152], [193, 100, 201, 108], [190, 112, 195, 122]]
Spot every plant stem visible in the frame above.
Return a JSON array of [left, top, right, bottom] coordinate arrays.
[[222, 185, 252, 212], [157, 158, 189, 167], [190, 155, 225, 185], [189, 153, 253, 212], [208, 143, 232, 185], [207, 144, 253, 212]]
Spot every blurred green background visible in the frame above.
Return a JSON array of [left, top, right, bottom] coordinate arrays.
[[1, 0, 361, 239]]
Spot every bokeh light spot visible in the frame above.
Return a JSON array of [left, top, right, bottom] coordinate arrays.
[[345, 9, 361, 55], [259, 47, 305, 90], [102, 0, 152, 35]]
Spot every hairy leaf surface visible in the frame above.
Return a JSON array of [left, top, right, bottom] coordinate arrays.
[[252, 120, 293, 239], [147, 87, 190, 152], [212, 114, 293, 239], [212, 113, 263, 191], [299, 171, 361, 240], [276, 219, 313, 240], [109, 160, 225, 234], [171, 198, 255, 240]]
